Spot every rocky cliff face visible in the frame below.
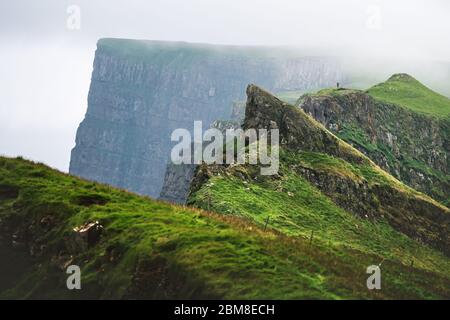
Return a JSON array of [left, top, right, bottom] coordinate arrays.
[[70, 38, 346, 198], [297, 88, 449, 205]]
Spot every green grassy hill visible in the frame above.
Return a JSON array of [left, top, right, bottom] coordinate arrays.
[[367, 73, 450, 119], [0, 155, 449, 299], [295, 74, 450, 205]]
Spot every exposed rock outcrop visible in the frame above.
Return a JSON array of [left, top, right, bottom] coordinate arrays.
[[72, 221, 103, 250], [244, 85, 367, 164]]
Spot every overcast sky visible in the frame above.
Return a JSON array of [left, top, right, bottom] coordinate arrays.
[[1, 0, 449, 171]]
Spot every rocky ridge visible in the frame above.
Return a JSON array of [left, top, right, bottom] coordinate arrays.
[[188, 85, 450, 255]]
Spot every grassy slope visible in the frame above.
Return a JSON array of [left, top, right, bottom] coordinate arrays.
[[0, 156, 449, 299], [189, 150, 450, 278], [189, 155, 450, 299], [367, 73, 450, 119]]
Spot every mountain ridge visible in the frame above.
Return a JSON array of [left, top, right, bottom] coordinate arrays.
[[367, 73, 450, 118], [188, 84, 449, 260]]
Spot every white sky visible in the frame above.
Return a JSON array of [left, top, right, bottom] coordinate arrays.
[[0, 0, 449, 171]]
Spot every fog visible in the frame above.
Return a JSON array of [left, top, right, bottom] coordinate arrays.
[[1, 0, 449, 171]]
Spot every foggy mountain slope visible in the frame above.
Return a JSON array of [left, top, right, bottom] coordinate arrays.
[[69, 38, 346, 197]]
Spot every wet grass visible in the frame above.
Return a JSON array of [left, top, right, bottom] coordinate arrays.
[[0, 156, 449, 299], [367, 74, 450, 119]]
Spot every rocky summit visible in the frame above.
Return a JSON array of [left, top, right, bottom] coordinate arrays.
[[70, 38, 346, 198]]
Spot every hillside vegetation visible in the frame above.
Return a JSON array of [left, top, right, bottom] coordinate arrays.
[[187, 85, 450, 299], [1, 78, 449, 299], [0, 155, 449, 299], [367, 73, 450, 119]]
